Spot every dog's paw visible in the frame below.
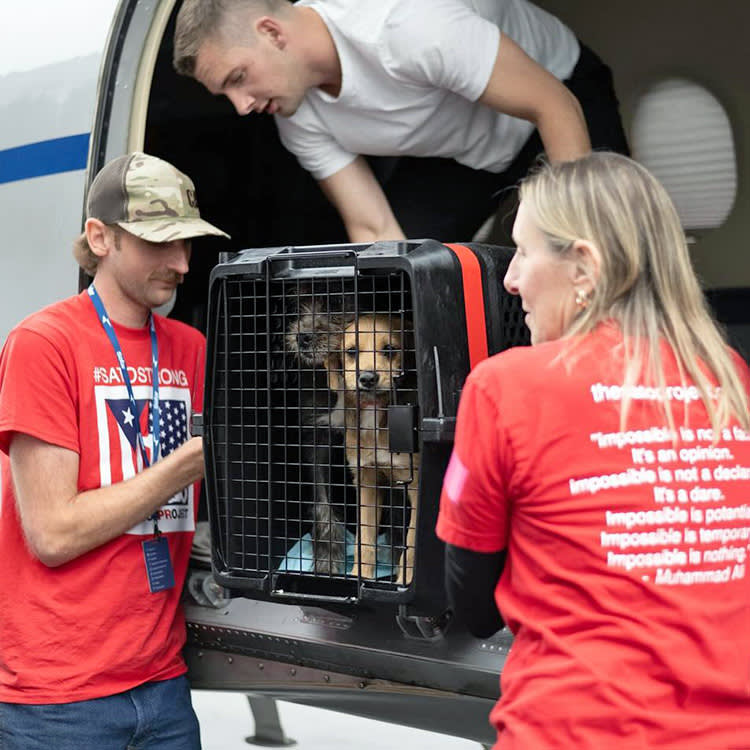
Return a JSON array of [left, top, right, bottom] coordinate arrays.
[[395, 570, 409, 586], [348, 559, 377, 579], [347, 554, 359, 577], [313, 558, 343, 575], [315, 408, 345, 430]]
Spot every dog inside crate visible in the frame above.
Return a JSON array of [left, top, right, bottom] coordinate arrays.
[[277, 273, 420, 585]]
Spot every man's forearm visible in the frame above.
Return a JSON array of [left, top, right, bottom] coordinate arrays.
[[346, 215, 406, 243], [319, 157, 407, 243], [534, 87, 590, 162], [11, 434, 204, 567]]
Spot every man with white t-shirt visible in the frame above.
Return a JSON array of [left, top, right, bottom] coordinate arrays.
[[174, 0, 628, 242]]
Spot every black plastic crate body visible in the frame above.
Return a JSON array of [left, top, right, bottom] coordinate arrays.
[[203, 241, 528, 609]]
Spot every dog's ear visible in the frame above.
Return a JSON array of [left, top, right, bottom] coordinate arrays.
[[323, 352, 342, 370], [325, 329, 343, 355], [322, 353, 343, 392], [339, 313, 356, 333]]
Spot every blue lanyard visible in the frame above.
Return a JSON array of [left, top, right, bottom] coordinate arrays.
[[87, 285, 161, 469]]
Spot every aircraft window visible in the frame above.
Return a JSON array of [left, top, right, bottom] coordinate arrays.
[[631, 78, 737, 231]]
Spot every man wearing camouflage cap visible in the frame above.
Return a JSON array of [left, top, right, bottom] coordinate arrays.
[[0, 152, 228, 749]]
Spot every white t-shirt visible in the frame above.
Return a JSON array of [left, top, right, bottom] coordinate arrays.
[[275, 0, 579, 180]]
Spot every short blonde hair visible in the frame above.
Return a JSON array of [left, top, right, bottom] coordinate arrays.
[[72, 232, 98, 276], [519, 152, 749, 432], [173, 0, 289, 76]]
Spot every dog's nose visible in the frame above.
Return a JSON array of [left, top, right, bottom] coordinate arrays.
[[358, 371, 379, 389], [297, 332, 313, 350]]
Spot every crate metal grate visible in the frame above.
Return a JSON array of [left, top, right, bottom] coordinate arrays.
[[208, 270, 419, 594]]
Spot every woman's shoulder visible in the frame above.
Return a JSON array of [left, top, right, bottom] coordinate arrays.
[[470, 327, 619, 391], [473, 337, 566, 378]]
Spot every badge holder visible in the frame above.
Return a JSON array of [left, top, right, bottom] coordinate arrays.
[[143, 523, 175, 593]]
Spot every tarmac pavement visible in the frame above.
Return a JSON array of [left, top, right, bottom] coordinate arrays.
[[192, 690, 483, 750]]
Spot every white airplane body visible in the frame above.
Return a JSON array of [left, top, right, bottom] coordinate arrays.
[[0, 0, 121, 342], [0, 55, 103, 342]]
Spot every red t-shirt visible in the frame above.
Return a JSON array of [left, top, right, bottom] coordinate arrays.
[[437, 324, 750, 749], [0, 291, 205, 703]]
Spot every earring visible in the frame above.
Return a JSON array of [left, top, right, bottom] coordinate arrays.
[[575, 288, 590, 309]]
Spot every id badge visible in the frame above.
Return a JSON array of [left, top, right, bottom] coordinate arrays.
[[142, 536, 175, 593]]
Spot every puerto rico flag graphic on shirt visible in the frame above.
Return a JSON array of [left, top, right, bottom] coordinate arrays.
[[94, 384, 195, 534]]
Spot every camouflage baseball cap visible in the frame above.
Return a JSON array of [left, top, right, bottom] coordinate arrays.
[[86, 152, 230, 242]]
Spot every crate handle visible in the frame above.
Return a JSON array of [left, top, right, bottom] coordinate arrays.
[[445, 244, 490, 369], [190, 412, 203, 437]]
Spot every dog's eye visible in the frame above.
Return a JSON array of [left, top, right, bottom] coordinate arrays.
[[345, 347, 357, 358], [381, 344, 398, 358]]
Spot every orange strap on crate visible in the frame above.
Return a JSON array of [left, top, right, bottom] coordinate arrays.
[[445, 243, 489, 369]]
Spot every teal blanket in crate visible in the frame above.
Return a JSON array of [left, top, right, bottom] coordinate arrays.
[[278, 530, 397, 579]]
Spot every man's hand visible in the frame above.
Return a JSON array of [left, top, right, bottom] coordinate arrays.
[[172, 435, 206, 485]]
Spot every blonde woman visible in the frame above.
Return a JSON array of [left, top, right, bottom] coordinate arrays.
[[437, 152, 750, 749]]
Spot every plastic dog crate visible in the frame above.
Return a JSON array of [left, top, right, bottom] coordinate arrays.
[[199, 240, 528, 612]]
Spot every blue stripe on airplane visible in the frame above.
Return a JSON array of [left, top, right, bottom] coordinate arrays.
[[0, 133, 90, 185]]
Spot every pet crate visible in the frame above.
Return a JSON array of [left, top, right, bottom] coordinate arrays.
[[199, 240, 528, 612]]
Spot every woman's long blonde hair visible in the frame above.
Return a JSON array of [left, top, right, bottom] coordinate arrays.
[[519, 152, 749, 433]]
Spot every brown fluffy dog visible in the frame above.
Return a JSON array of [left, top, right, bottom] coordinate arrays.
[[286, 298, 345, 369], [327, 314, 419, 585]]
